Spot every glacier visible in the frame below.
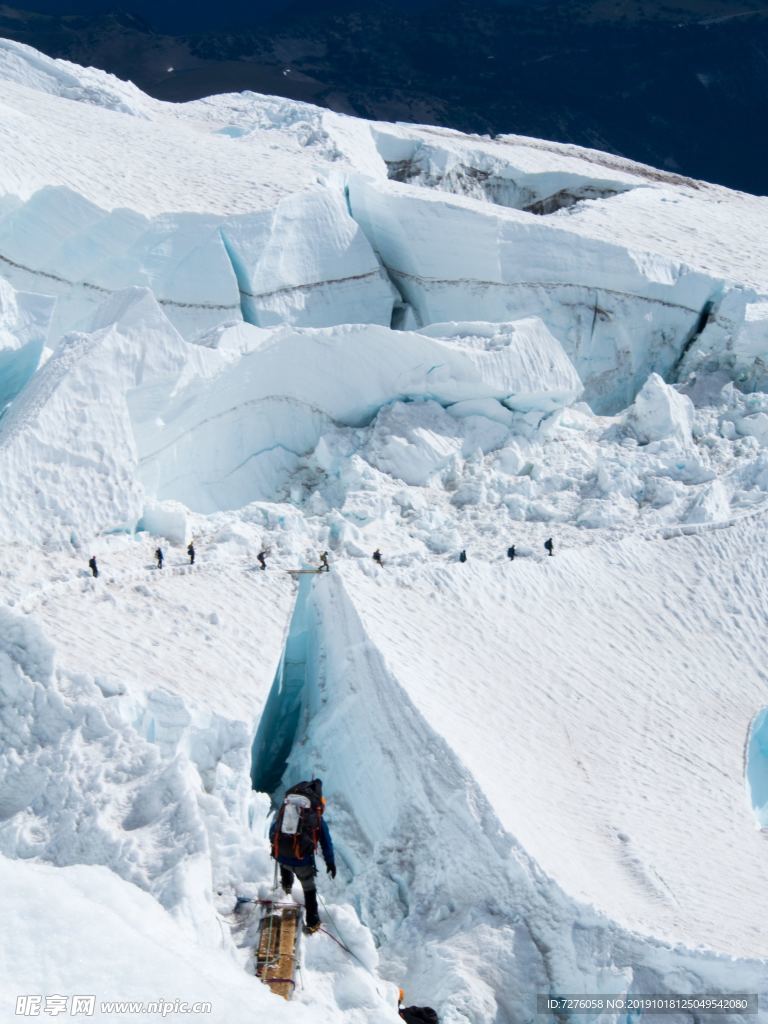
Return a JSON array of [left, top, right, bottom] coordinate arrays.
[[0, 33, 767, 1024]]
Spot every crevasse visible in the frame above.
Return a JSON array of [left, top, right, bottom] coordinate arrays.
[[251, 572, 318, 800]]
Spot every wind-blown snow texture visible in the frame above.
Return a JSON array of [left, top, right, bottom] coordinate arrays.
[[1, 35, 767, 1024]]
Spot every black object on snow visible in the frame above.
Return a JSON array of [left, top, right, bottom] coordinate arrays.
[[400, 1007, 439, 1024]]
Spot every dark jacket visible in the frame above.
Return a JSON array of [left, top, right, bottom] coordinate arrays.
[[269, 814, 335, 871]]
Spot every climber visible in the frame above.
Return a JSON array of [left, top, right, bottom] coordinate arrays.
[[373, 548, 383, 567], [507, 545, 516, 561], [155, 546, 164, 569], [459, 549, 467, 563], [398, 990, 439, 1023], [269, 778, 336, 935], [88, 556, 98, 579], [187, 541, 195, 565], [319, 551, 330, 572], [544, 537, 554, 557], [257, 550, 267, 570]]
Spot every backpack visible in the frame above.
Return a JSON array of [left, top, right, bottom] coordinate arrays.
[[273, 780, 324, 861], [400, 1009, 439, 1024]]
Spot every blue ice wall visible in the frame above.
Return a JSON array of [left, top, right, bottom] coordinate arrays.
[[0, 340, 44, 413], [746, 708, 768, 827], [251, 573, 314, 800]]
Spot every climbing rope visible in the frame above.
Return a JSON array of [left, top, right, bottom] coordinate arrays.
[[319, 927, 356, 957], [316, 895, 392, 1002], [318, 894, 368, 970]]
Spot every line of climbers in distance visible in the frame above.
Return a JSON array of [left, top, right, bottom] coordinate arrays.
[[375, 537, 555, 566], [271, 777, 439, 1024], [255, 549, 331, 572], [87, 539, 556, 578], [258, 541, 556, 571], [87, 542, 196, 578]]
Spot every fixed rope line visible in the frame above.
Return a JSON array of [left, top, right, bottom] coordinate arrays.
[[318, 893, 378, 976]]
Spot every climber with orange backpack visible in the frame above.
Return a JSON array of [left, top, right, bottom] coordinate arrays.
[[269, 778, 336, 934]]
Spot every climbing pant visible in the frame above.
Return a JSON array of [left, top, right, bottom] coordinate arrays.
[[280, 864, 319, 928]]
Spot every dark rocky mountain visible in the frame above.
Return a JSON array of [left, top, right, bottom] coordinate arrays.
[[2, 0, 767, 194]]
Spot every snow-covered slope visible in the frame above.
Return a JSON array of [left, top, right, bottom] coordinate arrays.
[[1, 35, 768, 1024], [272, 567, 767, 1018], [339, 524, 768, 958], [0, 856, 298, 1024]]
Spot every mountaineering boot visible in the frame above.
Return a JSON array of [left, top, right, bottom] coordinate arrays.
[[304, 888, 320, 933], [304, 920, 322, 935]]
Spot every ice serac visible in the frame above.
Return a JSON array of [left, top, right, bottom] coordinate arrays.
[[0, 183, 397, 342], [346, 173, 747, 414], [420, 319, 582, 412], [625, 372, 694, 446], [145, 317, 584, 508], [0, 187, 243, 339], [687, 297, 768, 392], [220, 189, 396, 328], [366, 400, 509, 486], [372, 125, 638, 213], [139, 498, 191, 546], [0, 276, 54, 409], [685, 479, 731, 524], [5, 303, 567, 533], [0, 288, 221, 544]]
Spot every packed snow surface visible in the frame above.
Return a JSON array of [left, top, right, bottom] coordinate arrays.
[[339, 527, 768, 958], [1, 35, 768, 1024]]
